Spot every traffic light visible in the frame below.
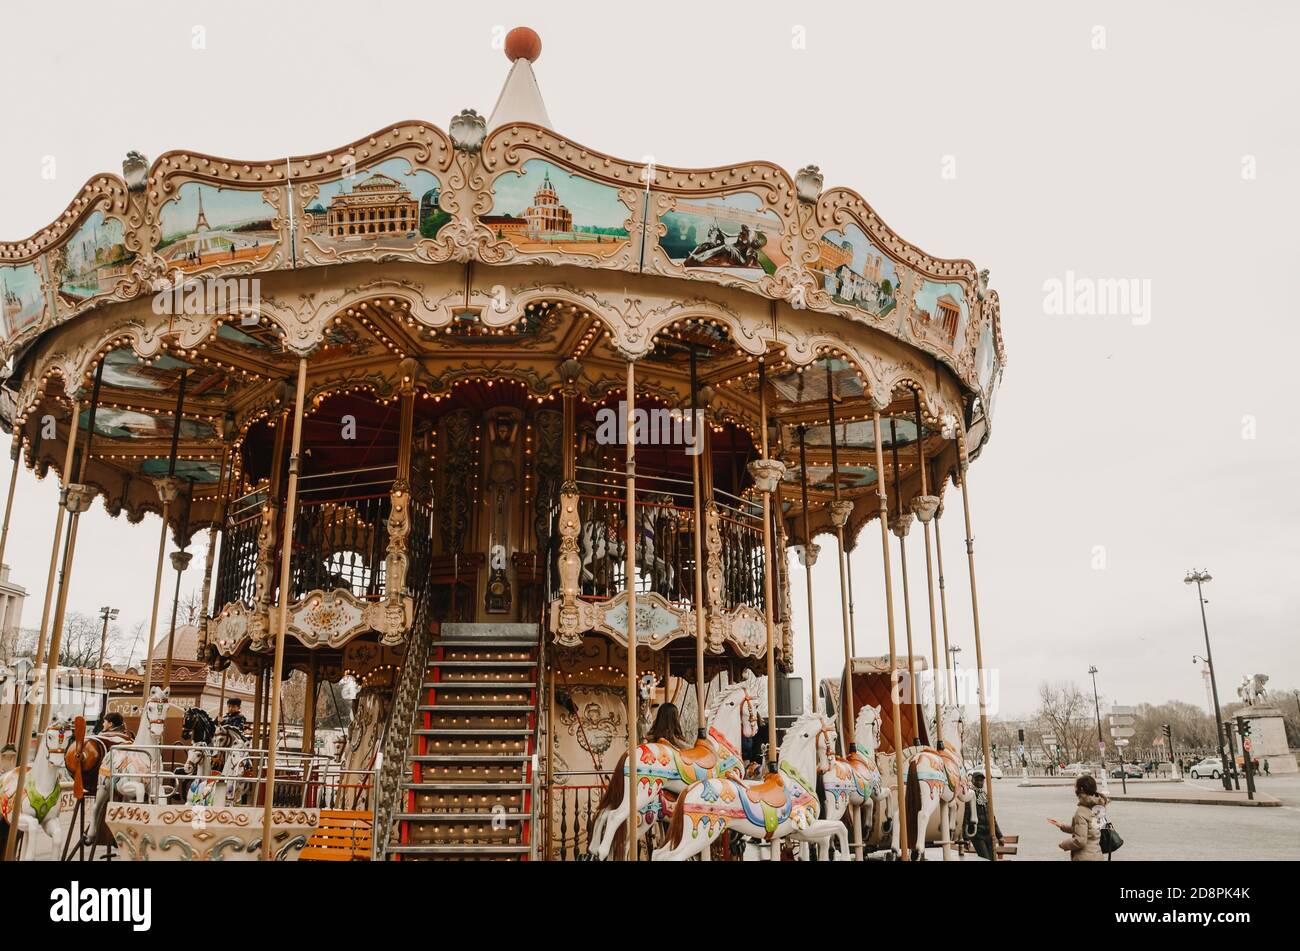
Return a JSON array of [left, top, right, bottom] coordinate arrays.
[[1162, 723, 1172, 741], [1018, 728, 1025, 743], [1238, 719, 1251, 739]]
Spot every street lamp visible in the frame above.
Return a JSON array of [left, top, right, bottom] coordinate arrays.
[[1185, 569, 1232, 791], [947, 644, 962, 701], [97, 606, 119, 668], [1088, 666, 1107, 781]]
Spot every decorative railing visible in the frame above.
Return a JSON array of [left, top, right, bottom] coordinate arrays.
[[209, 464, 433, 654], [547, 770, 611, 861], [570, 465, 695, 603], [713, 489, 766, 613], [290, 493, 391, 601], [214, 502, 263, 608], [373, 617, 436, 859]]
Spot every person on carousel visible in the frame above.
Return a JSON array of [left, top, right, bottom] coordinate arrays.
[[646, 702, 688, 748], [95, 711, 133, 748], [219, 698, 247, 735]]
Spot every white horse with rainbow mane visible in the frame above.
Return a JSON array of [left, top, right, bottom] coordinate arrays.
[[815, 703, 891, 859], [652, 710, 839, 861], [0, 717, 73, 860], [882, 703, 973, 859], [588, 677, 761, 860]]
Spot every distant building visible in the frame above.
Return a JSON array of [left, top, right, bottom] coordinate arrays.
[[0, 563, 26, 657], [523, 171, 572, 235], [325, 173, 419, 237], [482, 214, 528, 237]]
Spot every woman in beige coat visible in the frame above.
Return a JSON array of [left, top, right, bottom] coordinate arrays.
[[1049, 774, 1108, 861]]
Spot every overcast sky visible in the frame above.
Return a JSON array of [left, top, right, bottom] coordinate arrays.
[[1, 1, 1296, 718]]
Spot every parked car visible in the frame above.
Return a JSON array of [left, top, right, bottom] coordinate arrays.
[[1110, 764, 1143, 779], [969, 763, 1004, 780], [1062, 762, 1093, 777], [1189, 757, 1223, 779]]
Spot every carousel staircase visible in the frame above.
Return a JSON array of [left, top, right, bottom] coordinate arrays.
[[387, 623, 539, 860]]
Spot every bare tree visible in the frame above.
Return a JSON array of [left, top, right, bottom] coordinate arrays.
[[1035, 680, 1097, 763]]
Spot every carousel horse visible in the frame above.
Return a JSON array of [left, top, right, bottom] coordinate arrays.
[[0, 717, 72, 860], [635, 496, 679, 596], [176, 708, 218, 803], [588, 678, 761, 860], [887, 704, 973, 859], [206, 724, 253, 807], [816, 703, 890, 859], [652, 710, 838, 862], [82, 687, 172, 846]]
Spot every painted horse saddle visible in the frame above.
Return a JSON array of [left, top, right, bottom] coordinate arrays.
[[744, 771, 789, 809]]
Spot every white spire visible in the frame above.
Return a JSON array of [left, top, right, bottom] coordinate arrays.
[[487, 27, 553, 133]]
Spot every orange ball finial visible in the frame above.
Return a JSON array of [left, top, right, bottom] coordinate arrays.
[[504, 26, 542, 63]]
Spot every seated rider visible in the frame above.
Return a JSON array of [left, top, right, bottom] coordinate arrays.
[[218, 698, 247, 736], [646, 702, 688, 748]]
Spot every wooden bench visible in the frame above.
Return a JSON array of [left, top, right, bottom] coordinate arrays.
[[300, 809, 374, 862]]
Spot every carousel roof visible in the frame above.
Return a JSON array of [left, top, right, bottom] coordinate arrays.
[[0, 26, 1005, 546]]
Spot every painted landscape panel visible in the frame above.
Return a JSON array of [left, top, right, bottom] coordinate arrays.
[[813, 224, 898, 317], [302, 157, 446, 253], [1, 263, 45, 340], [912, 279, 969, 349], [659, 192, 786, 277], [485, 159, 630, 257], [157, 183, 279, 271], [52, 211, 136, 305]]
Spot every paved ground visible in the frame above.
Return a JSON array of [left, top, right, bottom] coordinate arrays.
[[985, 774, 1300, 860]]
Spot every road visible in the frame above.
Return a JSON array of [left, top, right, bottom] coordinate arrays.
[[984, 774, 1300, 860]]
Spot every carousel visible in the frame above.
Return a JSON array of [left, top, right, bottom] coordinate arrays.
[[0, 27, 1006, 862]]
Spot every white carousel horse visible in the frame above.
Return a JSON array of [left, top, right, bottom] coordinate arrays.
[[588, 677, 761, 860], [577, 500, 677, 596], [186, 725, 251, 807], [814, 703, 890, 860], [83, 687, 172, 844], [652, 711, 838, 862], [887, 704, 973, 859], [0, 717, 73, 860]]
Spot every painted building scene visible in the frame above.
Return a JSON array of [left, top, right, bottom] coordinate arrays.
[[0, 264, 44, 341], [51, 211, 135, 304], [156, 183, 279, 271], [912, 279, 969, 348], [814, 225, 899, 318], [302, 158, 447, 252], [483, 159, 630, 256]]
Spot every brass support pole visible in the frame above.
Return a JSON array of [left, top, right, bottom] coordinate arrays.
[[302, 653, 318, 756], [261, 356, 309, 861], [934, 508, 956, 701], [872, 408, 908, 858], [825, 364, 855, 754], [845, 547, 857, 656], [759, 358, 778, 773], [913, 394, 948, 861], [890, 418, 920, 746], [42, 360, 106, 736], [623, 359, 638, 860], [914, 396, 943, 736], [0, 437, 20, 567], [197, 444, 231, 657], [3, 399, 79, 862], [689, 345, 707, 736], [957, 417, 998, 863], [796, 427, 818, 714]]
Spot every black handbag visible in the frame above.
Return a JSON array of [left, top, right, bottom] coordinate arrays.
[[1099, 820, 1124, 854]]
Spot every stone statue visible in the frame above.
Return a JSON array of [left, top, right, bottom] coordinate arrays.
[[1237, 673, 1269, 706]]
